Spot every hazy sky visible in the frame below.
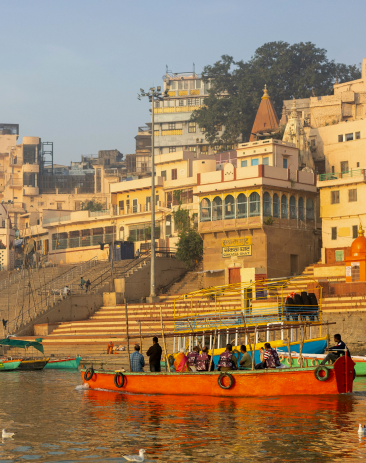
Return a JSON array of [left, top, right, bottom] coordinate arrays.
[[0, 0, 364, 165]]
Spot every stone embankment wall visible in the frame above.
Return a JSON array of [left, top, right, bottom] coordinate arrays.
[[322, 310, 366, 356]]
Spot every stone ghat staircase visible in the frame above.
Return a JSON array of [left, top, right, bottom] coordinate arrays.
[[162, 262, 204, 297]]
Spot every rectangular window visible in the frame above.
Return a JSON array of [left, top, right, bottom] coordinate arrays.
[[126, 199, 130, 212], [331, 227, 337, 240], [262, 157, 269, 165], [168, 147, 176, 153], [178, 99, 186, 106], [161, 170, 166, 179], [57, 203, 62, 210], [283, 158, 288, 168], [168, 122, 175, 130], [357, 162, 360, 168], [345, 133, 354, 141], [353, 225, 358, 238], [241, 160, 247, 167], [331, 191, 340, 204], [335, 250, 344, 262], [118, 200, 124, 211], [349, 189, 357, 202], [200, 145, 208, 153], [171, 169, 177, 180], [188, 122, 196, 133], [195, 80, 201, 89], [146, 197, 151, 209], [75, 201, 82, 211], [251, 158, 259, 166], [356, 132, 361, 140], [188, 146, 196, 152], [338, 135, 343, 142], [331, 166, 335, 173], [201, 126, 206, 133], [341, 161, 349, 172]]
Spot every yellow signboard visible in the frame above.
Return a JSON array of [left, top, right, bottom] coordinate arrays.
[[222, 237, 252, 247], [222, 245, 252, 258]]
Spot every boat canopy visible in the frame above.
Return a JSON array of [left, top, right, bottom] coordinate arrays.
[[0, 338, 44, 354]]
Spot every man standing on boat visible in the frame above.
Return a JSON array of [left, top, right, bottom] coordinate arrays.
[[320, 334, 351, 365], [146, 336, 162, 372]]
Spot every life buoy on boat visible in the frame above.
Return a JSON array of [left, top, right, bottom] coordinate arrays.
[[314, 365, 330, 381], [114, 372, 125, 388], [218, 372, 234, 390], [279, 355, 284, 361], [84, 368, 94, 381]]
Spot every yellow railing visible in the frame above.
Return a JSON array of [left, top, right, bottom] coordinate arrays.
[[178, 90, 188, 96], [190, 89, 200, 95], [154, 131, 159, 136], [154, 105, 203, 114], [167, 91, 176, 97], [161, 130, 182, 136], [173, 276, 323, 333]]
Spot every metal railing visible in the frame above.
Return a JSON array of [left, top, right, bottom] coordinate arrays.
[[43, 214, 71, 225], [7, 257, 100, 334], [318, 168, 364, 182], [89, 209, 110, 217]]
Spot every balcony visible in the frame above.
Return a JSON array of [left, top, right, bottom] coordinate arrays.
[[9, 157, 22, 167], [7, 202, 26, 213], [8, 178, 23, 188], [154, 105, 203, 114], [119, 202, 171, 216], [23, 186, 39, 195], [22, 163, 39, 173], [318, 168, 364, 182], [161, 130, 183, 136]]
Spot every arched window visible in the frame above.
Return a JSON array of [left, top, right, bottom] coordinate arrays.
[[298, 197, 304, 221], [249, 192, 260, 217], [224, 194, 235, 219], [237, 193, 247, 218], [200, 198, 211, 222], [281, 194, 288, 218], [273, 193, 279, 218], [306, 198, 315, 220], [212, 196, 222, 221], [166, 215, 172, 237], [263, 192, 271, 217], [290, 196, 297, 219]]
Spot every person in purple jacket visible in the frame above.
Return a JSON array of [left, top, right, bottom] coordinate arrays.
[[187, 346, 200, 371], [196, 346, 213, 371], [217, 344, 238, 372]]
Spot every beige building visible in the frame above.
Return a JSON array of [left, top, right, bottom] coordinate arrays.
[[197, 139, 320, 286], [44, 151, 215, 264], [282, 58, 366, 174]]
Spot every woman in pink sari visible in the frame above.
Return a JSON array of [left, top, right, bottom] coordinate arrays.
[[174, 348, 190, 372]]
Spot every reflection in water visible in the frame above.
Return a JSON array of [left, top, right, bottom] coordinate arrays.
[[0, 371, 366, 461]]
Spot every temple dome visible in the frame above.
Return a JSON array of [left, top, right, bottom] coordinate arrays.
[[351, 225, 366, 256]]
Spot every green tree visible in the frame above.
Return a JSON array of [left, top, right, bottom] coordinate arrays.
[[191, 42, 361, 145], [176, 228, 203, 268], [81, 199, 105, 212]]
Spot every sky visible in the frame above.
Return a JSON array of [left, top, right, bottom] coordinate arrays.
[[0, 0, 365, 165]]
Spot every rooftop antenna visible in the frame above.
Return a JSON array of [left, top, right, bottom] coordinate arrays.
[[166, 64, 168, 75], [193, 62, 195, 76]]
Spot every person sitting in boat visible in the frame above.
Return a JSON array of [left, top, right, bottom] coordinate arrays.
[[196, 346, 214, 371], [187, 346, 200, 371], [146, 337, 162, 372], [130, 344, 145, 372], [239, 345, 252, 369], [174, 348, 190, 372], [217, 344, 238, 372], [255, 343, 281, 370], [320, 334, 351, 365]]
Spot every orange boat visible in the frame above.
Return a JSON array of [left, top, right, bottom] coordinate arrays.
[[81, 356, 355, 397]]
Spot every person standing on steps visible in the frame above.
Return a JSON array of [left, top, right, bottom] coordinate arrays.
[[146, 336, 162, 372], [80, 276, 85, 290], [85, 279, 91, 292]]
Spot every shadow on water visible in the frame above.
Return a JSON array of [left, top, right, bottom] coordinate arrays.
[[1, 371, 366, 462]]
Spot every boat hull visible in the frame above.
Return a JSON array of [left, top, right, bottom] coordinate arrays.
[[81, 356, 354, 397], [44, 356, 81, 369], [17, 359, 49, 370], [0, 359, 21, 371]]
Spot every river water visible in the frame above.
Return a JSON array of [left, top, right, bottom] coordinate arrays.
[[1, 371, 366, 462]]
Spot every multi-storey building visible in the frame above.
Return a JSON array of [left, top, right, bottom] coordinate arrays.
[[153, 69, 231, 156]]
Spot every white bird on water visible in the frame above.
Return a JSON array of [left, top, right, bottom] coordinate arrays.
[[123, 449, 146, 461], [2, 429, 15, 438], [358, 424, 366, 434]]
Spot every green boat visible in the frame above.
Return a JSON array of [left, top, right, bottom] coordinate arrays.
[[0, 359, 22, 371], [44, 356, 82, 369]]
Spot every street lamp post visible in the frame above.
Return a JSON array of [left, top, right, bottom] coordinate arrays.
[[138, 86, 166, 300]]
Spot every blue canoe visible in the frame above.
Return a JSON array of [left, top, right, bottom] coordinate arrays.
[[44, 356, 81, 369]]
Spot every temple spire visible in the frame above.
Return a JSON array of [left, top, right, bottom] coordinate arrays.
[[261, 84, 270, 100], [249, 84, 279, 141]]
